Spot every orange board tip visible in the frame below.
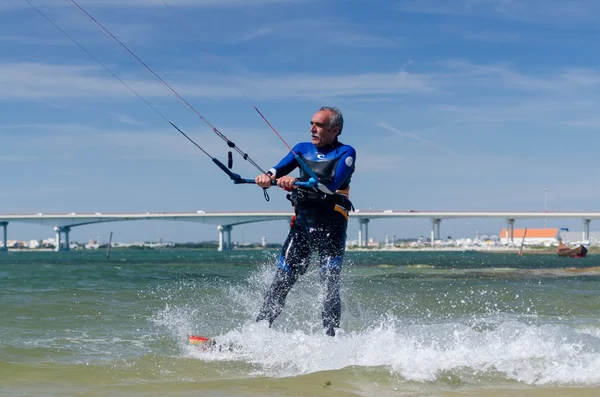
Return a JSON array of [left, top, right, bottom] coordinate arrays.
[[188, 335, 211, 344]]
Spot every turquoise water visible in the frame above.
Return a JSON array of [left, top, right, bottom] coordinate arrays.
[[1, 249, 599, 396]]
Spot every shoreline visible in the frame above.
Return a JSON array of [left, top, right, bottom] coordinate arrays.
[[347, 246, 598, 255], [3, 246, 595, 255]]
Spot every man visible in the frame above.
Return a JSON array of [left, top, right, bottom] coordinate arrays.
[[255, 106, 356, 337]]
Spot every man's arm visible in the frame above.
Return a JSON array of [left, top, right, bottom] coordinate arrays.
[[255, 145, 300, 188], [270, 148, 299, 178]]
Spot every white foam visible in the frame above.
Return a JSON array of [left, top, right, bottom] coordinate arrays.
[[180, 316, 600, 385], [153, 265, 600, 386]]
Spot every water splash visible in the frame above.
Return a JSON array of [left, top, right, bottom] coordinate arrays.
[[150, 264, 600, 385]]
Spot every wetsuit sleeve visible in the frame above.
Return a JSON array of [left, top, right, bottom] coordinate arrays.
[[272, 144, 300, 177], [321, 146, 356, 193]]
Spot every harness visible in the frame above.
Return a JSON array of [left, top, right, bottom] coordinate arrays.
[[287, 189, 354, 220]]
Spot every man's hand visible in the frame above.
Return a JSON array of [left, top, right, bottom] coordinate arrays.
[[255, 173, 275, 188], [277, 176, 297, 190]]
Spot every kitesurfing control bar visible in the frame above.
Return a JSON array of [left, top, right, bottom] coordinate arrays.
[[211, 159, 317, 188]]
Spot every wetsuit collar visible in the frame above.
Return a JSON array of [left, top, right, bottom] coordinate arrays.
[[314, 139, 340, 151]]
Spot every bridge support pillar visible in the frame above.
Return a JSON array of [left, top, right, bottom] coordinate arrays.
[[431, 218, 441, 245], [506, 219, 515, 244], [583, 219, 591, 242], [0, 222, 7, 252], [218, 225, 233, 251], [54, 226, 71, 252], [358, 219, 370, 247]]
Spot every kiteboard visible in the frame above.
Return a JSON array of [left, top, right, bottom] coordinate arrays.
[[188, 335, 215, 349], [188, 334, 236, 352]]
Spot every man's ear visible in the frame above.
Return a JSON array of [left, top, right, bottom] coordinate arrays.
[[331, 125, 341, 137]]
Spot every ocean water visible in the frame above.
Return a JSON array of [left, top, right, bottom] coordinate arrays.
[[1, 249, 599, 396]]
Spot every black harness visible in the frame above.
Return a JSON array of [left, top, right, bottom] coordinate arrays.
[[287, 189, 354, 213]]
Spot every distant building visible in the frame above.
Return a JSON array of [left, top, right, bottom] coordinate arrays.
[[28, 240, 40, 249], [42, 238, 56, 248], [560, 231, 600, 245], [85, 239, 100, 250], [499, 228, 559, 245], [367, 238, 379, 248]]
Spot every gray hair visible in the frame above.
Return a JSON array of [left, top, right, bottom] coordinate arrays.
[[319, 106, 344, 136]]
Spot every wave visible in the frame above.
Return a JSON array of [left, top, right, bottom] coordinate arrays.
[[178, 317, 600, 386], [148, 266, 600, 386]]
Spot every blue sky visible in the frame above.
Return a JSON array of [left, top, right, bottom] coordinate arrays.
[[2, 0, 600, 244]]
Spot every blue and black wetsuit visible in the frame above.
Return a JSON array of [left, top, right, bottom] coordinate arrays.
[[256, 140, 356, 336]]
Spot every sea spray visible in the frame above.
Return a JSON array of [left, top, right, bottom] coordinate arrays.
[[148, 260, 600, 385]]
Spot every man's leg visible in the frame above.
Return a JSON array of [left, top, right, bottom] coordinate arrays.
[[321, 266, 341, 336], [319, 225, 346, 336], [256, 227, 310, 326]]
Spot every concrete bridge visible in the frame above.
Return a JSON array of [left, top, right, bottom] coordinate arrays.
[[1, 210, 599, 251]]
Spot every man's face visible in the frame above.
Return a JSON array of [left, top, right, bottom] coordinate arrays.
[[310, 110, 339, 147]]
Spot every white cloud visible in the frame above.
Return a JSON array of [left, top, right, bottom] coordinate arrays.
[[438, 60, 558, 92], [111, 112, 144, 125], [2, 122, 204, 156], [0, 122, 287, 169], [562, 117, 600, 127], [490, 0, 600, 22], [434, 60, 600, 100], [89, 0, 311, 6], [236, 27, 272, 42], [323, 30, 400, 48], [396, 0, 477, 16], [562, 69, 600, 86], [395, 0, 600, 23], [0, 63, 163, 99], [376, 120, 459, 156], [245, 70, 434, 99], [0, 35, 69, 46], [7, 0, 311, 10], [242, 18, 401, 48], [3, 60, 599, 139], [0, 62, 434, 101]]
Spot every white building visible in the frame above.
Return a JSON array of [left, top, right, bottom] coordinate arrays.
[[560, 231, 600, 246], [28, 240, 40, 249], [499, 228, 560, 246]]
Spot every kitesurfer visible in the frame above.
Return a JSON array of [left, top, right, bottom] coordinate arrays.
[[254, 106, 356, 337]]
